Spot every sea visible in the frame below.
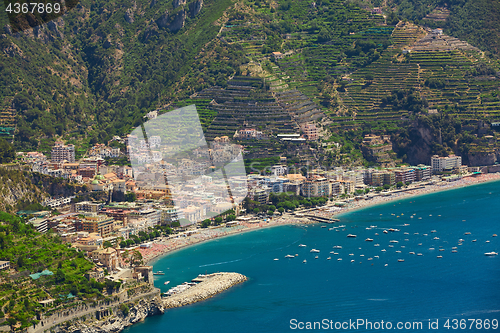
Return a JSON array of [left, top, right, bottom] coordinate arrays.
[[123, 181, 500, 333]]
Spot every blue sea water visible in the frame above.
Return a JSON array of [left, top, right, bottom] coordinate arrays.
[[123, 181, 500, 333]]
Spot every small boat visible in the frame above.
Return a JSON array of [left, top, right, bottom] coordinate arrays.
[[452, 250, 457, 253], [310, 249, 320, 253], [459, 239, 465, 242], [327, 257, 331, 260], [437, 255, 443, 258], [384, 264, 388, 266], [337, 258, 342, 261], [433, 237, 440, 240], [370, 225, 377, 228], [486, 240, 491, 243], [409, 251, 415, 254], [333, 252, 339, 255], [423, 234, 428, 236], [472, 239, 477, 242], [295, 254, 299, 257], [418, 217, 422, 219], [315, 256, 319, 259], [381, 249, 387, 252], [299, 244, 307, 247], [330, 251, 335, 254], [464, 232, 471, 235], [365, 238, 373, 242], [429, 248, 435, 250], [333, 245, 342, 249], [164, 281, 170, 285], [485, 252, 498, 256], [452, 247, 457, 249], [349, 253, 354, 256], [439, 249, 444, 252], [303, 260, 307, 263], [374, 255, 379, 258], [153, 271, 165, 275], [398, 259, 404, 262], [396, 250, 401, 253], [410, 216, 414, 218], [404, 232, 409, 235], [417, 253, 423, 256], [375, 233, 379, 235], [347, 234, 357, 238], [351, 260, 355, 263], [360, 254, 365, 257], [418, 243, 422, 246], [374, 244, 380, 247], [401, 245, 406, 248], [274, 258, 279, 261], [383, 230, 388, 234], [388, 245, 394, 248], [414, 233, 419, 235], [404, 223, 410, 226], [431, 230, 437, 233], [321, 226, 327, 228], [493, 234, 498, 237], [390, 240, 398, 243], [285, 255, 295, 258]]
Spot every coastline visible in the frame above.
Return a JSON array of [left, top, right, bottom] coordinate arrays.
[[139, 173, 500, 266]]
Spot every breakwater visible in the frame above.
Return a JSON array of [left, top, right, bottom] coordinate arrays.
[[163, 272, 248, 309]]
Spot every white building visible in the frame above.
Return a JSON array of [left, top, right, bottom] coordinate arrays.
[[431, 155, 462, 173], [271, 165, 288, 177]]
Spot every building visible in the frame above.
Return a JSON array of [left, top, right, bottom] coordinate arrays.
[[29, 217, 48, 233], [252, 188, 268, 204], [82, 215, 115, 238], [301, 176, 329, 197], [301, 123, 319, 141], [395, 168, 415, 184], [91, 247, 119, 271], [160, 207, 180, 225], [73, 201, 104, 214], [272, 52, 285, 60], [431, 155, 462, 173], [0, 261, 10, 271], [271, 165, 288, 177], [51, 141, 75, 163], [413, 165, 432, 181]]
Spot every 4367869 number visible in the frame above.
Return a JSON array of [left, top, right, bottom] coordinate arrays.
[[444, 319, 498, 330], [5, 2, 61, 14]]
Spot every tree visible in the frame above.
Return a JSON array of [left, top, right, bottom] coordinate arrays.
[[125, 192, 136, 202], [383, 184, 391, 190], [120, 241, 127, 248], [396, 181, 404, 188], [226, 214, 236, 222], [127, 250, 143, 267], [253, 208, 260, 214], [214, 217, 223, 225], [375, 187, 383, 192], [201, 219, 211, 228], [103, 241, 113, 248], [278, 207, 285, 214]]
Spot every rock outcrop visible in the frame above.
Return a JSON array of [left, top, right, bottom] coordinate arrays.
[[168, 9, 185, 32], [189, 0, 203, 17], [172, 0, 186, 9], [155, 10, 169, 29], [56, 298, 164, 333]]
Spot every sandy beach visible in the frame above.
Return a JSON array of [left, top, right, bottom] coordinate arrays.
[[138, 172, 500, 265]]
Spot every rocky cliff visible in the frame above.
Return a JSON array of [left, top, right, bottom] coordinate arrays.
[[55, 298, 164, 333]]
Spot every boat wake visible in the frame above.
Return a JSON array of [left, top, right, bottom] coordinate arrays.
[[199, 259, 242, 267]]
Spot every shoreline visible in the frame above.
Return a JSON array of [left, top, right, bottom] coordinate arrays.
[[138, 173, 500, 266]]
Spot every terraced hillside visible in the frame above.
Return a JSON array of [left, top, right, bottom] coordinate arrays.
[[193, 76, 298, 140], [339, 27, 500, 125]]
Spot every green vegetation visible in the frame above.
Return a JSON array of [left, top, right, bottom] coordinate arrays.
[[0, 212, 103, 329]]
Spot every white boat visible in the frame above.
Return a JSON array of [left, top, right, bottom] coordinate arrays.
[[452, 250, 457, 253], [404, 232, 409, 235], [360, 254, 365, 257], [388, 245, 394, 247], [437, 255, 443, 258], [285, 255, 295, 258], [383, 230, 388, 234], [381, 249, 387, 252], [299, 244, 307, 247], [274, 258, 279, 261], [295, 254, 298, 257], [395, 250, 401, 253], [486, 240, 491, 243], [333, 252, 339, 255], [351, 260, 355, 263], [409, 252, 415, 254], [472, 239, 477, 242], [315, 256, 319, 259], [439, 249, 444, 252], [464, 232, 471, 235], [433, 237, 440, 240], [365, 238, 373, 242], [327, 257, 331, 260], [164, 281, 170, 285], [398, 259, 404, 262], [374, 244, 380, 247], [348, 253, 354, 256], [401, 246, 405, 248], [333, 245, 342, 249], [390, 240, 398, 243], [485, 252, 498, 256], [384, 264, 388, 266], [153, 271, 165, 275], [347, 234, 357, 238], [417, 253, 423, 256], [370, 225, 377, 228], [374, 255, 379, 258], [303, 260, 307, 263], [431, 230, 437, 233], [452, 247, 457, 249], [337, 258, 342, 261], [310, 249, 320, 253], [429, 248, 435, 250]]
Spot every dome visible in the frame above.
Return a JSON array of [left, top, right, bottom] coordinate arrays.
[[91, 180, 99, 185]]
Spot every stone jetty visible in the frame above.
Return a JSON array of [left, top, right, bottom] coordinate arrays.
[[163, 272, 247, 308]]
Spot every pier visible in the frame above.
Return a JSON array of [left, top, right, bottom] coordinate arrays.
[[162, 272, 247, 309]]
